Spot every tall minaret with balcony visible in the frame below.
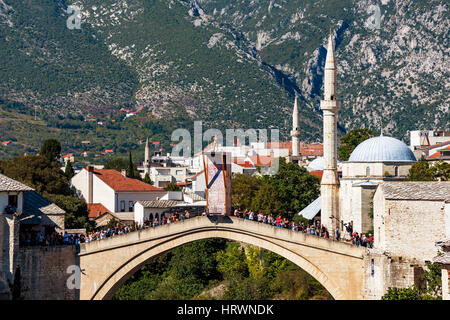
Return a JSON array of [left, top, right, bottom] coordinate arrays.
[[320, 31, 340, 232], [291, 95, 300, 157]]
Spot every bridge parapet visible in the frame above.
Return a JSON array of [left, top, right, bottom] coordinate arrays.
[[79, 216, 366, 258], [79, 216, 369, 300]]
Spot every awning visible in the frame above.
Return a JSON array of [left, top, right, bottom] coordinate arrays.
[[298, 196, 321, 220]]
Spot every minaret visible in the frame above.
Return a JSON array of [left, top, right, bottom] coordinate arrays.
[[320, 31, 340, 232], [291, 95, 300, 157], [144, 137, 151, 175]]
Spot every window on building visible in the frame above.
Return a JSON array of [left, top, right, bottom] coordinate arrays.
[[366, 167, 370, 177], [8, 195, 18, 207], [120, 200, 125, 212], [129, 201, 134, 212], [394, 166, 399, 177]]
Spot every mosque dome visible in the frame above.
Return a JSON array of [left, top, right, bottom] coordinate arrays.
[[348, 136, 417, 163], [307, 157, 324, 171]]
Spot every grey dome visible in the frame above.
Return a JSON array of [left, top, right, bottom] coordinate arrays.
[[348, 136, 417, 163], [307, 157, 324, 171]]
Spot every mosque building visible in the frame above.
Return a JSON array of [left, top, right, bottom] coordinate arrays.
[[317, 32, 421, 236]]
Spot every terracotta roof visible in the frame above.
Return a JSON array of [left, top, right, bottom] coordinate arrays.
[[189, 169, 205, 180], [267, 141, 292, 153], [233, 158, 255, 168], [87, 203, 110, 219], [428, 145, 450, 159], [177, 181, 192, 186], [90, 168, 163, 192], [0, 174, 34, 192], [309, 170, 323, 181], [266, 142, 323, 157], [250, 155, 273, 166]]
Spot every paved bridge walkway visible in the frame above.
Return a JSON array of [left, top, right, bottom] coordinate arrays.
[[78, 216, 368, 300]]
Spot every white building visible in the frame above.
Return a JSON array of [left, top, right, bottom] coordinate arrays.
[[70, 166, 166, 216], [410, 130, 450, 149], [339, 135, 417, 234], [134, 191, 206, 225], [149, 166, 190, 189]]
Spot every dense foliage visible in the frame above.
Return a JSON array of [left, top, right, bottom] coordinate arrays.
[[40, 139, 62, 162], [104, 156, 141, 179], [232, 158, 320, 219], [338, 128, 376, 161], [382, 262, 442, 300], [407, 158, 450, 181], [164, 183, 181, 191], [0, 153, 92, 230], [113, 239, 332, 300]]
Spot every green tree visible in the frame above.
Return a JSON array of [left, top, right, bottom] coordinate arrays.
[[104, 157, 140, 178], [0, 154, 91, 230], [251, 181, 282, 215], [231, 173, 260, 210], [164, 182, 181, 191], [382, 286, 421, 300], [421, 261, 442, 298], [406, 157, 436, 181], [0, 155, 70, 195], [45, 193, 93, 230], [65, 161, 75, 180], [432, 160, 450, 181], [338, 128, 376, 161], [264, 158, 320, 219], [382, 261, 442, 300], [127, 152, 135, 178], [216, 242, 249, 280], [40, 139, 62, 162], [143, 173, 153, 185]]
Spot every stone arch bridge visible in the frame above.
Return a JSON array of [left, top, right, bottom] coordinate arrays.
[[78, 216, 370, 300]]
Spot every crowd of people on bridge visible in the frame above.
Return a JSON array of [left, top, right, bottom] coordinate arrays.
[[233, 208, 373, 248], [20, 207, 373, 249], [20, 229, 84, 247], [83, 210, 198, 243]]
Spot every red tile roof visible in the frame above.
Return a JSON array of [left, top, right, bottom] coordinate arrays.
[[87, 203, 110, 219], [250, 155, 274, 166], [266, 141, 323, 157], [310, 170, 323, 182], [421, 141, 450, 151], [189, 169, 205, 180], [89, 168, 163, 192], [233, 158, 255, 168], [428, 145, 450, 159]]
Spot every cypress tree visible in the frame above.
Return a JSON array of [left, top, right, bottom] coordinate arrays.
[[127, 152, 135, 178], [65, 161, 75, 180]]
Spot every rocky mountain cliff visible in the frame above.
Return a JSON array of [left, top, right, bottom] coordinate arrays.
[[0, 0, 448, 155]]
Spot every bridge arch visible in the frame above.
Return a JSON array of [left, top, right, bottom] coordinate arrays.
[[79, 217, 366, 300]]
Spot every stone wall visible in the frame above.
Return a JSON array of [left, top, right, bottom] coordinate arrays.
[[380, 199, 445, 261], [364, 251, 425, 299], [18, 246, 78, 300], [0, 214, 19, 285]]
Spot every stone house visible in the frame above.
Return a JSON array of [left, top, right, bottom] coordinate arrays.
[[373, 182, 450, 262], [0, 174, 65, 300]]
